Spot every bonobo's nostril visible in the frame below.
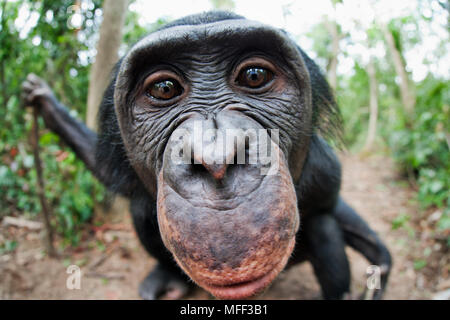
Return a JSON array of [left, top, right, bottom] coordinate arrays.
[[192, 152, 230, 180], [203, 162, 228, 180]]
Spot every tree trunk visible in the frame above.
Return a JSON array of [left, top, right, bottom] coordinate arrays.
[[325, 19, 340, 92], [363, 58, 379, 151], [382, 24, 415, 115], [86, 0, 128, 130], [86, 0, 129, 220]]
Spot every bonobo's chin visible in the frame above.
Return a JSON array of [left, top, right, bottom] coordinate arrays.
[[156, 145, 299, 299], [197, 236, 296, 299]]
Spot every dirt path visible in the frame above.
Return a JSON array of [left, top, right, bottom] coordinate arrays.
[[0, 154, 446, 299]]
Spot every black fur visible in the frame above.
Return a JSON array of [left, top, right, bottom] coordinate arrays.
[[96, 62, 143, 196], [88, 11, 390, 300], [22, 11, 392, 300]]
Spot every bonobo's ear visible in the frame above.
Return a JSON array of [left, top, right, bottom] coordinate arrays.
[[95, 60, 143, 197]]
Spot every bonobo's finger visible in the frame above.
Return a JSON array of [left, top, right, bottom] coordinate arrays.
[[161, 278, 191, 300], [21, 81, 35, 93], [22, 75, 42, 106], [27, 88, 50, 103], [21, 85, 47, 106], [26, 74, 50, 92], [20, 92, 30, 104], [27, 73, 43, 85], [22, 74, 54, 108], [21, 87, 35, 106]]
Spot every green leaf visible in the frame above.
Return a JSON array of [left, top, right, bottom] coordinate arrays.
[[391, 214, 410, 230], [413, 260, 427, 270]]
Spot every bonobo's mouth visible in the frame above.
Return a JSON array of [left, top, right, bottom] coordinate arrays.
[[156, 156, 299, 299], [155, 111, 300, 299], [198, 236, 296, 299]]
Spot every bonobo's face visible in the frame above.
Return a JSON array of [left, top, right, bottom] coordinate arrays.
[[114, 19, 312, 299]]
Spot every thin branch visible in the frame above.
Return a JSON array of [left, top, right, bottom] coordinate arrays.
[[31, 108, 57, 257]]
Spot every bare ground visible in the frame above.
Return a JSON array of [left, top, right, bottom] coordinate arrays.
[[1, 153, 448, 300]]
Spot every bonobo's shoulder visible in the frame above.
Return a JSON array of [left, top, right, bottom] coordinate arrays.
[[309, 135, 341, 167]]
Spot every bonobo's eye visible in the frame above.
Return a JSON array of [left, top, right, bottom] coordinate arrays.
[[237, 67, 274, 88], [233, 57, 278, 92], [147, 79, 183, 100], [141, 70, 186, 105]]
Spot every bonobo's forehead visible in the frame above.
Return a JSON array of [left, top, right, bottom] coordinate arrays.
[[131, 19, 298, 57]]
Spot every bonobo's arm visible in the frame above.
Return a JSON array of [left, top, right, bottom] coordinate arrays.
[[22, 74, 97, 173], [295, 136, 391, 299]]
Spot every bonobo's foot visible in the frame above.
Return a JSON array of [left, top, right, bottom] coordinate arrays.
[[139, 264, 193, 300], [21, 73, 55, 107], [360, 263, 391, 300]]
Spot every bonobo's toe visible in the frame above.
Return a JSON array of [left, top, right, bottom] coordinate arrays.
[[139, 264, 192, 300]]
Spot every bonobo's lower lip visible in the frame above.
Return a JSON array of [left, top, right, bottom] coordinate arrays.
[[199, 236, 296, 300], [201, 269, 277, 300]]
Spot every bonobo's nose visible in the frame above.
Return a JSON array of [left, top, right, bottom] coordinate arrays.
[[191, 129, 238, 181], [165, 109, 263, 183]]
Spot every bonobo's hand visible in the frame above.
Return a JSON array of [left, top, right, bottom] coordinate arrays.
[[139, 264, 193, 300], [21, 73, 55, 111], [21, 73, 99, 172]]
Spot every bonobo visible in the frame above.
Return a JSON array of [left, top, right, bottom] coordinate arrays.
[[22, 11, 391, 300]]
